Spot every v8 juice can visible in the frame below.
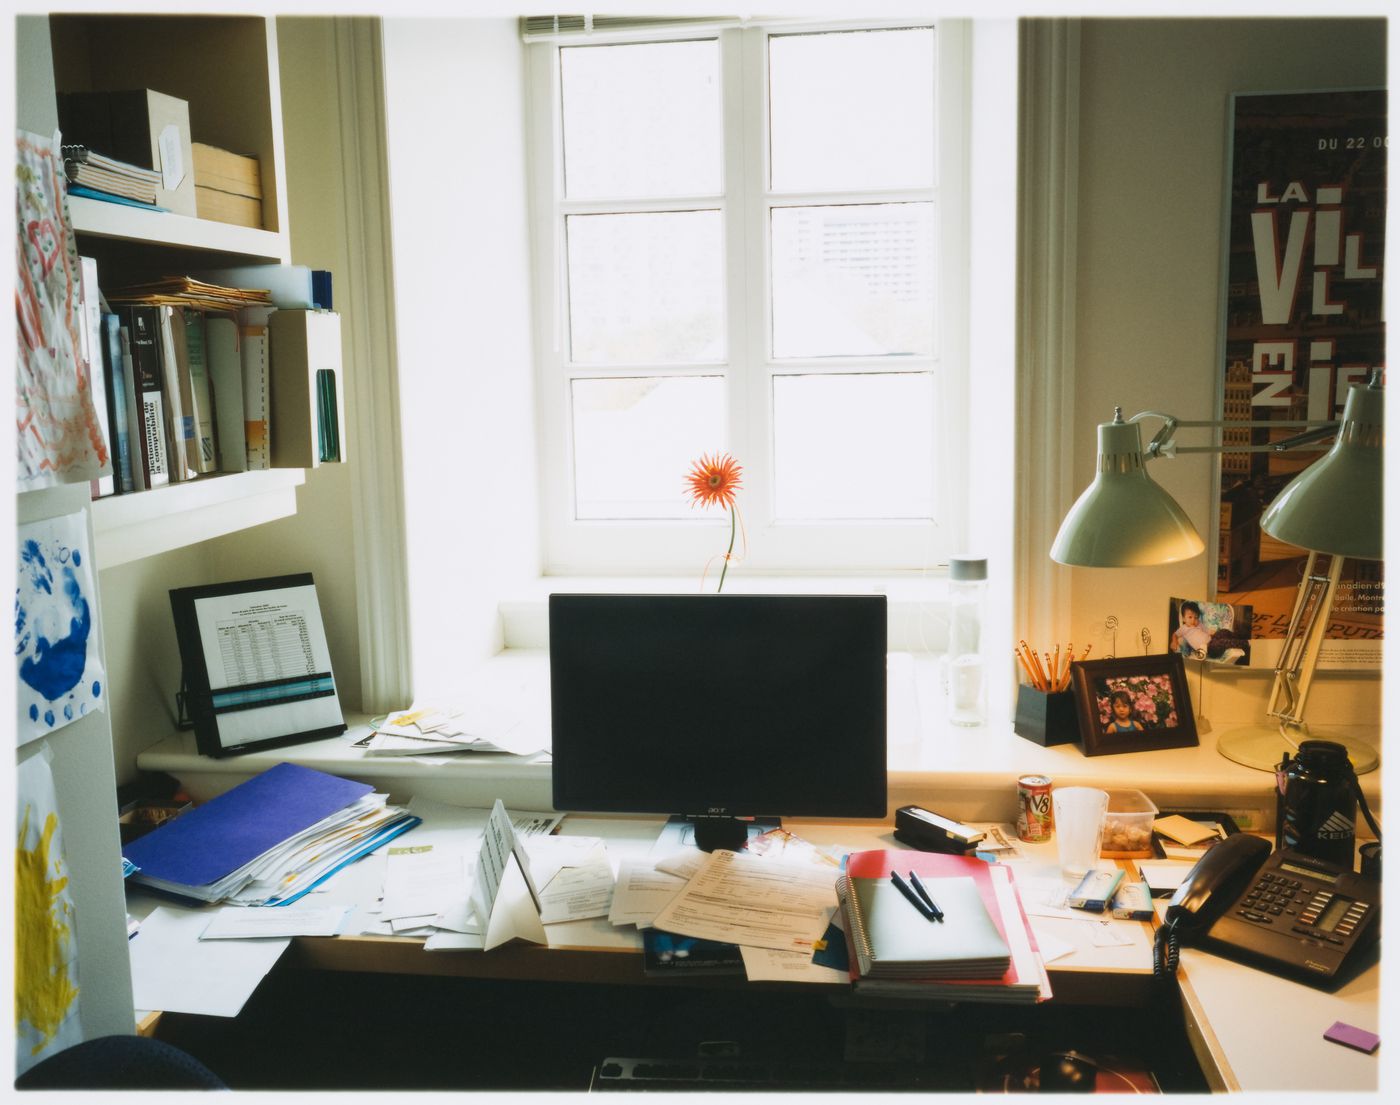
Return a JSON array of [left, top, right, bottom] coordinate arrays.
[[1017, 774, 1054, 842]]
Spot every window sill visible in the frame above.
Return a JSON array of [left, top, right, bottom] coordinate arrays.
[[135, 648, 1349, 833]]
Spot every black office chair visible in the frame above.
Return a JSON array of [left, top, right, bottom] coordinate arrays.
[[15, 1035, 227, 1090]]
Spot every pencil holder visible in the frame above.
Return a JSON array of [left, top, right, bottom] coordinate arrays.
[[1013, 685, 1080, 747]]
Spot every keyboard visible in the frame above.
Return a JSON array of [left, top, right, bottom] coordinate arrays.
[[591, 1056, 955, 1091]]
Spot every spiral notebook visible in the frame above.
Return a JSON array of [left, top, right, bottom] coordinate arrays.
[[843, 873, 1011, 979]]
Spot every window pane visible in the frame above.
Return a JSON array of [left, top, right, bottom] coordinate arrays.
[[572, 376, 727, 519], [769, 28, 935, 193], [771, 203, 935, 359], [773, 373, 934, 520], [568, 211, 726, 364], [561, 40, 722, 200]]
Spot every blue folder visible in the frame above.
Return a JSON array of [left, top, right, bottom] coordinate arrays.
[[122, 762, 373, 889]]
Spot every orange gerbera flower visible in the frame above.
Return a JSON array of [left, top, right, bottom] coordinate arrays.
[[685, 452, 744, 510]]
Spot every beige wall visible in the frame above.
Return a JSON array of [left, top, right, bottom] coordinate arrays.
[[1064, 17, 1385, 726]]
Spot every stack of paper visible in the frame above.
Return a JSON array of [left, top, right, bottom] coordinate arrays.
[[122, 762, 419, 905], [62, 145, 161, 204], [106, 276, 274, 313], [837, 851, 1051, 1004], [357, 702, 547, 757]]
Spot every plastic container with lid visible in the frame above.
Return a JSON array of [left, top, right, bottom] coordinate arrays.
[[1099, 789, 1158, 858]]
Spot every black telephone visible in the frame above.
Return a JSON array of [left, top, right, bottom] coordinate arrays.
[[1155, 833, 1380, 989]]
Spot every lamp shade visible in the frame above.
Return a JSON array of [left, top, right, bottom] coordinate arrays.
[[1260, 379, 1383, 560], [1050, 415, 1205, 566]]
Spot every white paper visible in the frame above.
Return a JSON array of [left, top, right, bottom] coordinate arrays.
[[1032, 931, 1076, 964], [651, 850, 838, 953], [608, 859, 687, 927], [157, 124, 185, 189], [16, 512, 107, 744], [130, 907, 288, 1017], [653, 850, 707, 880], [201, 904, 349, 939], [474, 800, 546, 951], [1137, 861, 1191, 892], [524, 835, 606, 890], [1016, 876, 1079, 919], [1090, 922, 1136, 947], [379, 846, 471, 924], [739, 934, 848, 984], [191, 583, 343, 750], [539, 862, 615, 924]]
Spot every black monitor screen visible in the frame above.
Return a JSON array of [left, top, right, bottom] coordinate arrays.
[[549, 594, 887, 820]]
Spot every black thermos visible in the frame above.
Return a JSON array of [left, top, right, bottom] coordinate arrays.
[[1277, 740, 1358, 868]]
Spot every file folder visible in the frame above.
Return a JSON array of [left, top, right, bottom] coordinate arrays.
[[122, 762, 372, 891]]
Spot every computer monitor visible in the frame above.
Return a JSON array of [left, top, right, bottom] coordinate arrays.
[[549, 594, 888, 851]]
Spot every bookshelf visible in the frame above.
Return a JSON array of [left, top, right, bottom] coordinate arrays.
[[28, 13, 308, 564]]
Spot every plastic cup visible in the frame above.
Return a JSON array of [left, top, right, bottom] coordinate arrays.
[[1052, 787, 1110, 878]]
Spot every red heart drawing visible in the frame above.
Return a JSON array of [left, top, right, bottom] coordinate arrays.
[[27, 219, 61, 277]]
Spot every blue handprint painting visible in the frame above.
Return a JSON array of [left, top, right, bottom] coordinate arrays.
[[16, 512, 105, 745]]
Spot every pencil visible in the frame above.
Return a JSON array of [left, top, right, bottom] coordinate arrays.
[[1014, 647, 1037, 686], [1051, 644, 1061, 688], [1021, 641, 1047, 689]]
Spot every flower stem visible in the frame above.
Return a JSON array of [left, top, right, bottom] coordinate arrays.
[[717, 506, 736, 592]]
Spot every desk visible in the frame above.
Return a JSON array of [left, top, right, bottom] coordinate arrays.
[[129, 814, 1379, 1092]]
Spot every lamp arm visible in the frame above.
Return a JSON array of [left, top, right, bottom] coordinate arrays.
[[1124, 411, 1338, 459]]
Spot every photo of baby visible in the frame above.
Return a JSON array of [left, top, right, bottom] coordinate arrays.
[[1167, 597, 1252, 666]]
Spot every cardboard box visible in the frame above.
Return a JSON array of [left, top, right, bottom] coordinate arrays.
[[192, 142, 262, 198], [57, 88, 196, 216], [195, 185, 263, 229]]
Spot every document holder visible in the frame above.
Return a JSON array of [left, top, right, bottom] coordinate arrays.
[[170, 573, 347, 758], [269, 309, 345, 467]]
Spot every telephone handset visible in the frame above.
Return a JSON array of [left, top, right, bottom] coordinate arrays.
[[1155, 833, 1380, 989]]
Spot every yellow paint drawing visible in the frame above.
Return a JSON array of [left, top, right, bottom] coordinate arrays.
[[15, 805, 80, 1055]]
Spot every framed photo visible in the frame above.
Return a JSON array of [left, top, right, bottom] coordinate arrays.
[[1071, 654, 1197, 757], [169, 573, 346, 758]]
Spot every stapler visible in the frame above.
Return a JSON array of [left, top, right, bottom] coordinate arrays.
[[893, 805, 986, 854]]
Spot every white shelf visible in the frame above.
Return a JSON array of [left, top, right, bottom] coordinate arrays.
[[70, 196, 289, 261], [92, 469, 305, 568]]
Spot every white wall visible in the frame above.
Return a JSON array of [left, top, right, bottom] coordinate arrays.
[[381, 18, 541, 697], [1065, 17, 1385, 727]]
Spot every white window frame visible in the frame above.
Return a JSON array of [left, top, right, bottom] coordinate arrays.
[[526, 19, 970, 576]]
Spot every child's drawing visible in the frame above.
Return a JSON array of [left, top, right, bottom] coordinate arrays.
[[16, 511, 106, 745]]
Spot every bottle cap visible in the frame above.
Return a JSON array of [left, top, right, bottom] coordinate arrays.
[[949, 556, 987, 582]]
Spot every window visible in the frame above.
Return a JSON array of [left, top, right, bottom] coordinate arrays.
[[527, 20, 969, 574]]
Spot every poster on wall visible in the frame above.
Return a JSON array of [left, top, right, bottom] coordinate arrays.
[[1215, 89, 1385, 668], [15, 744, 84, 1077], [15, 510, 107, 745], [15, 130, 109, 490]]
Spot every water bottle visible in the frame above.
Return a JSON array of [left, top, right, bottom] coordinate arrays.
[[1277, 740, 1358, 868], [948, 556, 988, 727]]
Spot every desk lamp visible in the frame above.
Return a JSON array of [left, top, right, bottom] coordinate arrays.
[[1050, 372, 1383, 774]]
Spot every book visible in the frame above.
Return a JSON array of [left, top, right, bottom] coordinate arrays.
[[844, 873, 1011, 979], [840, 850, 1051, 1004], [158, 305, 194, 480], [172, 308, 218, 473], [121, 305, 171, 489], [122, 762, 375, 901], [77, 256, 114, 497], [116, 323, 148, 491], [205, 315, 247, 472], [101, 314, 136, 494], [641, 928, 744, 977], [240, 306, 275, 469]]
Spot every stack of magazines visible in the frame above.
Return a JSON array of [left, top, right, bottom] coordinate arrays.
[[62, 144, 162, 206], [122, 762, 420, 906]]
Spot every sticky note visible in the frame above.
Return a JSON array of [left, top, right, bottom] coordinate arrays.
[[1323, 1021, 1379, 1054]]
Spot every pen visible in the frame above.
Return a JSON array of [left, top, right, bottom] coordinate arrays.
[[906, 871, 944, 921], [889, 871, 937, 921]]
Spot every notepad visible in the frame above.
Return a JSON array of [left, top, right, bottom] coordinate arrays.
[[843, 874, 1011, 979], [1153, 814, 1224, 846]]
